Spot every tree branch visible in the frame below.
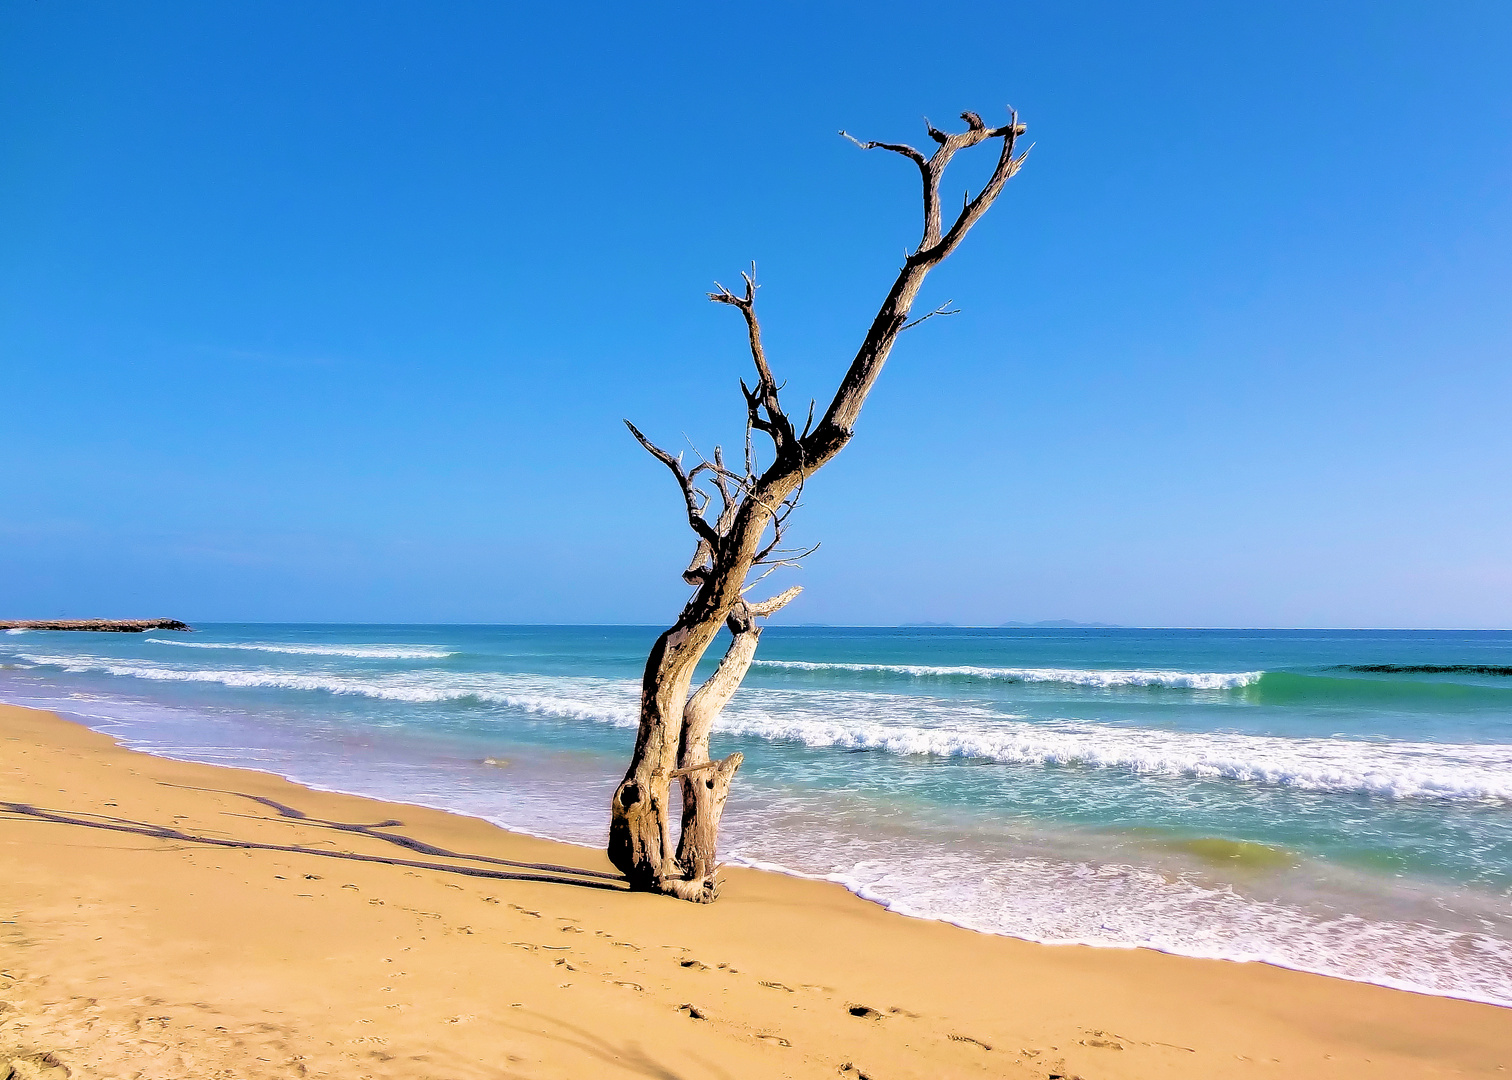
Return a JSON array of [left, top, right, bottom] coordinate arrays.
[[842, 130, 935, 257], [709, 446, 740, 533], [625, 420, 719, 545], [710, 268, 795, 456], [807, 107, 1029, 455], [746, 585, 803, 618], [901, 300, 960, 332]]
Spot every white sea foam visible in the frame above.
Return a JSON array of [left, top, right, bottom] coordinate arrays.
[[754, 659, 1263, 689], [4, 628, 27, 635], [18, 653, 1512, 802], [715, 697, 1512, 802], [146, 639, 455, 660], [726, 840, 1512, 1007], [17, 655, 639, 723]]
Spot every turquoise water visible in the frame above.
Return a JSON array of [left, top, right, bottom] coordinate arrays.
[[3, 625, 1509, 1004]]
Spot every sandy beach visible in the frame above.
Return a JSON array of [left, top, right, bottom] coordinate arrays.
[[2, 702, 1508, 1079]]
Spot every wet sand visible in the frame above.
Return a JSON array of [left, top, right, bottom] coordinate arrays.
[[2, 703, 1508, 1078]]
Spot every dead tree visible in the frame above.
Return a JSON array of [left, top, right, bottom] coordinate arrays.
[[609, 109, 1030, 901]]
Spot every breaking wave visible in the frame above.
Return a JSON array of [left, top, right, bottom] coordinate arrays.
[[753, 659, 1262, 690], [17, 654, 637, 722], [17, 654, 1512, 803], [146, 639, 455, 660]]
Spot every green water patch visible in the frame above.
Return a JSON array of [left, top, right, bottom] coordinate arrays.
[[1245, 670, 1512, 707], [1339, 664, 1512, 677], [1167, 837, 1298, 870]]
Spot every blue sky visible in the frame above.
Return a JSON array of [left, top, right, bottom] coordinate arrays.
[[3, 2, 1509, 627]]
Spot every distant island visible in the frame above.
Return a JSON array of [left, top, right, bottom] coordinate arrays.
[[894, 620, 1124, 629], [0, 619, 192, 633], [1000, 620, 1122, 628]]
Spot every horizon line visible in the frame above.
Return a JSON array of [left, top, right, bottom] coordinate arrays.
[[44, 620, 1510, 632]]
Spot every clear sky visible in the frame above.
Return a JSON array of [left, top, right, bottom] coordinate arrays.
[[3, 2, 1509, 628]]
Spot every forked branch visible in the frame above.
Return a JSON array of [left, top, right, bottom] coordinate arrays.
[[902, 299, 960, 332], [811, 108, 1028, 449], [625, 420, 719, 546], [841, 109, 1029, 263], [711, 270, 795, 456]]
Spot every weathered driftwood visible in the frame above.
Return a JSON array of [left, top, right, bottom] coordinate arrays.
[[610, 109, 1029, 901], [0, 619, 192, 633]]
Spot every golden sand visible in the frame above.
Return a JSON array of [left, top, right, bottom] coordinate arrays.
[[2, 703, 1507, 1078]]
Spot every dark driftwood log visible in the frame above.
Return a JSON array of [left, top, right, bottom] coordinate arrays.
[[0, 619, 192, 633], [609, 109, 1029, 900]]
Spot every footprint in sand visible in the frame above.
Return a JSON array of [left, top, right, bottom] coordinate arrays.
[[755, 1033, 791, 1047], [847, 1005, 884, 1020], [948, 1033, 992, 1050], [759, 980, 794, 992], [679, 959, 709, 971], [678, 1003, 707, 1020]]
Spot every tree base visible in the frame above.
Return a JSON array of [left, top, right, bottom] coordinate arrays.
[[655, 873, 722, 904]]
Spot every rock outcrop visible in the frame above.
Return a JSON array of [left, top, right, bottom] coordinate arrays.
[[0, 619, 192, 633]]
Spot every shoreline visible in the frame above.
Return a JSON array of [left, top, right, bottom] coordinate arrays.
[[3, 702, 1510, 1078], [27, 685, 1509, 1012]]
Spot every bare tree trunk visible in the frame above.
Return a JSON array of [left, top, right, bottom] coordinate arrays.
[[607, 499, 800, 890], [607, 611, 724, 889], [610, 108, 1029, 899], [662, 586, 801, 900], [671, 625, 754, 900]]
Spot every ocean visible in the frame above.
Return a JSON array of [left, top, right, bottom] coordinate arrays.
[[2, 624, 1509, 1006]]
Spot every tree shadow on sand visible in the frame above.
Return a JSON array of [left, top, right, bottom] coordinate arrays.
[[499, 1011, 734, 1080], [0, 790, 626, 893]]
